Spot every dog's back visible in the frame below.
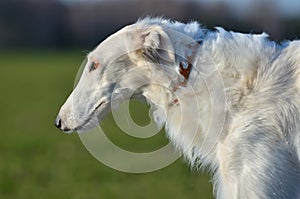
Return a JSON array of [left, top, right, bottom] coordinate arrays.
[[217, 37, 300, 199]]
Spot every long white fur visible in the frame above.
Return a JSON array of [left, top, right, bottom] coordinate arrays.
[[57, 18, 300, 199]]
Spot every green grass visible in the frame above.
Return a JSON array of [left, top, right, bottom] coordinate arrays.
[[0, 50, 213, 199]]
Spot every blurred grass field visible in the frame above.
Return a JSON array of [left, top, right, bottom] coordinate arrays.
[[0, 50, 213, 199]]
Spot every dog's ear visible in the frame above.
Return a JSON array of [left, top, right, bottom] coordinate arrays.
[[128, 25, 175, 63]]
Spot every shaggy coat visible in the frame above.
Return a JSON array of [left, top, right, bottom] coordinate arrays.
[[56, 18, 300, 199]]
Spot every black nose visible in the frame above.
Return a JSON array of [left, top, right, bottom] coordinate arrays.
[[55, 117, 62, 129]]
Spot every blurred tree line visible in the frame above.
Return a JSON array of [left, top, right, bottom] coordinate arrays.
[[0, 0, 299, 49]]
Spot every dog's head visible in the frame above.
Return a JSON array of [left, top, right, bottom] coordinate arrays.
[[55, 23, 176, 133]]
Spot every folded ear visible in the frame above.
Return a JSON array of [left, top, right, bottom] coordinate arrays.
[[128, 25, 175, 63]]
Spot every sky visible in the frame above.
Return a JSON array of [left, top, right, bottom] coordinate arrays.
[[58, 0, 300, 17], [275, 0, 300, 16], [225, 0, 300, 17]]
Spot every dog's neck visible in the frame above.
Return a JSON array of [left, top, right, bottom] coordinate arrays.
[[140, 32, 225, 168], [140, 24, 272, 168]]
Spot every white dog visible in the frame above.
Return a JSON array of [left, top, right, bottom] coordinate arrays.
[[55, 18, 300, 199]]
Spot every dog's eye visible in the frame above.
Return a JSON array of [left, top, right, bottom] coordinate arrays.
[[89, 61, 100, 72]]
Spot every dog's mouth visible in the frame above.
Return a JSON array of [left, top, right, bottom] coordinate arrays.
[[94, 101, 106, 111], [63, 100, 107, 133]]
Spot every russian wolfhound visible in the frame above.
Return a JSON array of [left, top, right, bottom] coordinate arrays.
[[55, 18, 300, 199]]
